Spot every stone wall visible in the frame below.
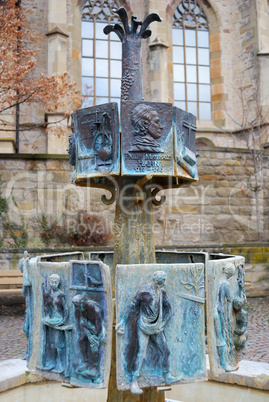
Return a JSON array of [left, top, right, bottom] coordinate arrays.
[[0, 147, 268, 248], [159, 146, 269, 244], [1, 244, 268, 297], [18, 0, 49, 154], [3, 0, 269, 154]]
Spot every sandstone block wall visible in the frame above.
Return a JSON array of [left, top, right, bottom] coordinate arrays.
[[0, 147, 268, 248], [3, 0, 268, 155], [1, 244, 268, 297]]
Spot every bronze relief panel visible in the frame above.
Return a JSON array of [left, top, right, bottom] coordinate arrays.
[[121, 101, 174, 176]]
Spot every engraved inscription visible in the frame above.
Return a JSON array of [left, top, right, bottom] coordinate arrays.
[[121, 101, 174, 176], [124, 152, 172, 173]]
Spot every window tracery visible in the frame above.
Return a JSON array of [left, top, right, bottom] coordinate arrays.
[[173, 0, 211, 120], [81, 0, 121, 107]]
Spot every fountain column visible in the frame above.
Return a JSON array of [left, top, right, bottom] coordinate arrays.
[[104, 8, 164, 400]]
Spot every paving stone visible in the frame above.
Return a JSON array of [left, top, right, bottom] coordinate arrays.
[[0, 298, 268, 364]]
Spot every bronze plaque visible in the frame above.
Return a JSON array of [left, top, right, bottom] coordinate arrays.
[[116, 263, 206, 392], [71, 103, 120, 177], [173, 107, 198, 180], [121, 101, 174, 176]]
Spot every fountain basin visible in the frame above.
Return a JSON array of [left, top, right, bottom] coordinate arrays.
[[0, 359, 268, 401]]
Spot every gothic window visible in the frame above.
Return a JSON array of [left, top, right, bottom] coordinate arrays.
[[81, 0, 121, 107], [173, 0, 211, 120]]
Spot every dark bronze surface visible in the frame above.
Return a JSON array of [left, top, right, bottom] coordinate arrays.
[[68, 7, 200, 401], [69, 6, 199, 185], [71, 103, 120, 178], [173, 107, 198, 179], [121, 101, 174, 176], [104, 7, 161, 102]]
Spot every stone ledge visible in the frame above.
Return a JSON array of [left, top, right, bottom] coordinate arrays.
[[0, 359, 45, 393], [1, 358, 268, 395], [0, 154, 68, 160], [0, 359, 27, 393], [0, 293, 25, 305], [1, 148, 269, 160], [0, 243, 268, 255], [208, 360, 269, 391]]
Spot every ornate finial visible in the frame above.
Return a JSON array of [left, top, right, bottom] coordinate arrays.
[[103, 7, 162, 42], [103, 7, 162, 101]]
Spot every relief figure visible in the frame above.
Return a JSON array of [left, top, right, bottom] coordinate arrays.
[[214, 263, 235, 372], [116, 271, 176, 394], [94, 112, 113, 163], [42, 274, 68, 374], [233, 297, 248, 351], [19, 250, 32, 361], [236, 264, 246, 300], [129, 104, 164, 153], [72, 294, 105, 381]]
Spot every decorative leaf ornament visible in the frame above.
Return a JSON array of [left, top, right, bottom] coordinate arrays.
[[104, 7, 162, 42]]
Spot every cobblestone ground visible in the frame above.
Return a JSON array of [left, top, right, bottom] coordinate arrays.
[[0, 304, 27, 361], [244, 297, 269, 363], [0, 298, 268, 363]]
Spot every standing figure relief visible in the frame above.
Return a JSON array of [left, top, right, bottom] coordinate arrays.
[[214, 263, 236, 372], [116, 271, 177, 394], [42, 274, 69, 374]]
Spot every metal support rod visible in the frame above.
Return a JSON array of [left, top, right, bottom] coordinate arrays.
[[15, 0, 22, 153], [107, 176, 164, 401], [16, 93, 20, 153]]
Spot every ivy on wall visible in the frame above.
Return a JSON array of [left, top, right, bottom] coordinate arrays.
[[0, 177, 113, 249]]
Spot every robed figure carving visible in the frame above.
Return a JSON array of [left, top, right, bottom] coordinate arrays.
[[116, 271, 176, 394], [214, 263, 236, 372], [42, 274, 69, 374], [19, 251, 32, 361], [233, 297, 249, 352], [72, 294, 105, 382]]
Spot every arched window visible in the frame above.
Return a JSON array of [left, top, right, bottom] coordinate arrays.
[[81, 0, 121, 107], [173, 0, 211, 120]]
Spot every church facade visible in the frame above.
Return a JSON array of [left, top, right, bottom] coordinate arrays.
[[0, 0, 269, 247]]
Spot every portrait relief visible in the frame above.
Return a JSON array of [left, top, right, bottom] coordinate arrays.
[[129, 104, 164, 153], [121, 101, 174, 175]]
